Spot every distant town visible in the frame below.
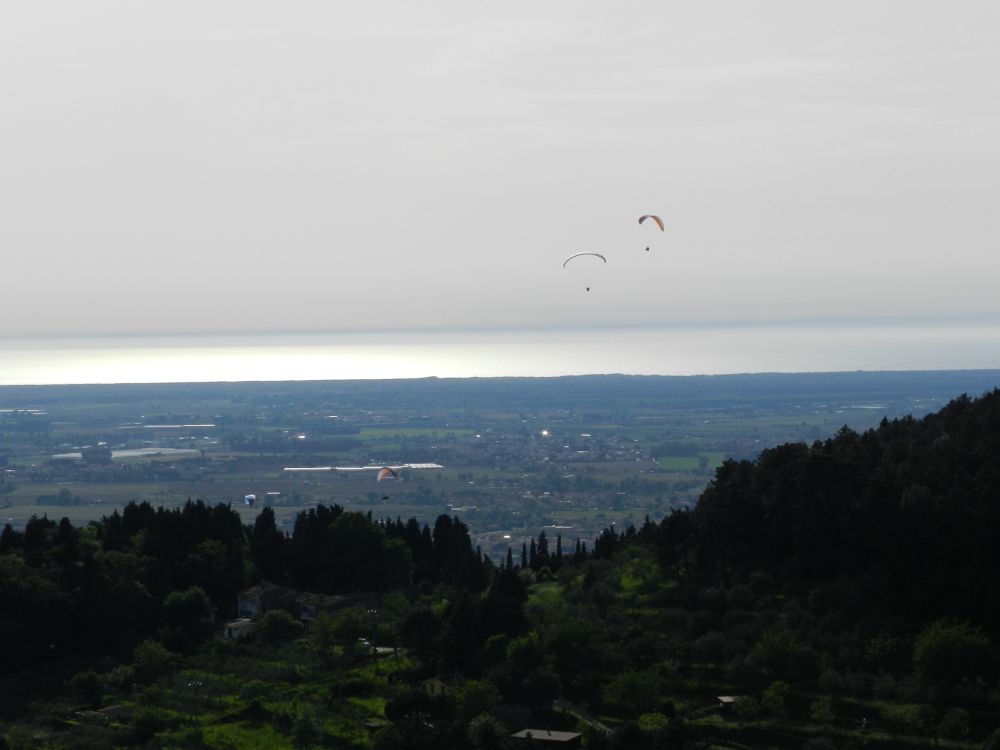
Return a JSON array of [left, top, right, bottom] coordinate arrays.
[[1, 371, 996, 559]]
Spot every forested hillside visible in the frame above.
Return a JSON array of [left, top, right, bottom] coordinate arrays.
[[3, 390, 1000, 748], [692, 388, 1000, 627]]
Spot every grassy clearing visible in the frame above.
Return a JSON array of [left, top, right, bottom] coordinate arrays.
[[201, 722, 292, 749], [656, 457, 701, 471], [619, 558, 658, 593], [135, 646, 414, 749], [528, 581, 562, 605], [702, 452, 727, 469]]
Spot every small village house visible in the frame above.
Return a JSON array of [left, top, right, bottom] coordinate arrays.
[[421, 674, 459, 697], [223, 619, 254, 639]]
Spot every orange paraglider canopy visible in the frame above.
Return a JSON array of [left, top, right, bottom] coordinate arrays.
[[638, 215, 664, 231]]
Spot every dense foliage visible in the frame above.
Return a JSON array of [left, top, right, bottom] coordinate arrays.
[[691, 389, 1000, 628], [4, 389, 1000, 747]]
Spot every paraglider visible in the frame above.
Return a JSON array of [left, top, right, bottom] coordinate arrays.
[[376, 467, 398, 482], [563, 252, 606, 291], [244, 494, 255, 508], [640, 215, 663, 254], [562, 252, 606, 268]]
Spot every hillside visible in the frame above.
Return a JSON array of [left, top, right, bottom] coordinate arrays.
[[692, 388, 1000, 629], [3, 389, 1000, 748]]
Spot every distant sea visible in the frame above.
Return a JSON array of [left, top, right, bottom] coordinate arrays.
[[2, 322, 1000, 385]]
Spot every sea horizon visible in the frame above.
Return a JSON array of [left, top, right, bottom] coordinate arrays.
[[3, 321, 1000, 386]]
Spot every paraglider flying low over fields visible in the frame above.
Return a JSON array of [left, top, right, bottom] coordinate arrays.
[[376, 467, 398, 482]]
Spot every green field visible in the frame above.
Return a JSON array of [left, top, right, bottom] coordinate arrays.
[[2, 373, 989, 544]]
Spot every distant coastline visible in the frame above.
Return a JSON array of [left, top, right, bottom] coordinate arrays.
[[2, 322, 1000, 386]]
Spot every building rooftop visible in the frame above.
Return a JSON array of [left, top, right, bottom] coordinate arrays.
[[510, 729, 582, 742]]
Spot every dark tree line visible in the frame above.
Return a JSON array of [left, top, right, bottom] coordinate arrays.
[[6, 387, 1000, 697], [252, 504, 488, 594], [0, 499, 497, 676], [680, 388, 1000, 632], [0, 500, 250, 673]]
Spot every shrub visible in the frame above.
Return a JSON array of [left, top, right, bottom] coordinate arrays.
[[130, 706, 170, 744], [914, 619, 993, 685], [809, 696, 836, 724], [760, 681, 789, 717], [291, 706, 321, 749], [453, 679, 502, 722], [239, 680, 269, 711], [864, 631, 908, 673], [638, 712, 671, 731], [872, 672, 925, 703], [938, 707, 970, 738], [733, 696, 760, 718], [467, 713, 509, 750], [66, 669, 104, 709], [522, 667, 562, 706], [603, 670, 666, 718], [876, 702, 924, 730], [161, 586, 212, 632], [132, 640, 176, 684], [252, 610, 303, 646], [384, 689, 451, 721], [173, 726, 205, 748], [105, 665, 135, 696], [748, 630, 800, 676]]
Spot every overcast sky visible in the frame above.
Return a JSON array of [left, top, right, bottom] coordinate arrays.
[[1, 2, 998, 339]]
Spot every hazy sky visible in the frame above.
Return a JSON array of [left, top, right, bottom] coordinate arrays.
[[1, 2, 998, 339]]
